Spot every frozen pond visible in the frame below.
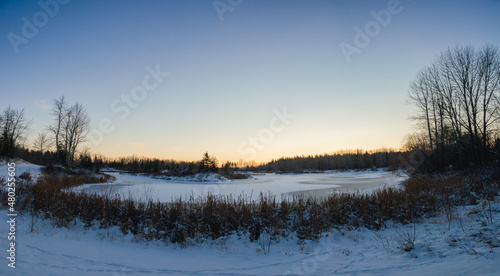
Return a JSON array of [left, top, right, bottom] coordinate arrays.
[[73, 170, 407, 203]]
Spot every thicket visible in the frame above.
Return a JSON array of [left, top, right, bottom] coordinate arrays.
[[13, 149, 249, 179], [2, 168, 498, 246], [407, 45, 500, 172]]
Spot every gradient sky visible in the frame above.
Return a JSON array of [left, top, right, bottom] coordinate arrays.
[[1, 0, 500, 163]]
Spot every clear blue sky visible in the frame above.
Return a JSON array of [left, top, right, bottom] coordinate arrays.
[[1, 0, 499, 162]]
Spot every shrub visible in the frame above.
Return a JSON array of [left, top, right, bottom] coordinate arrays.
[[2, 167, 499, 246]]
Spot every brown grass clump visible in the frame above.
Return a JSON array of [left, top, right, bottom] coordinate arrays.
[[1, 168, 498, 245], [35, 174, 115, 190]]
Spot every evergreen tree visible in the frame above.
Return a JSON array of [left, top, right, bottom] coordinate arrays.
[[198, 152, 218, 173]]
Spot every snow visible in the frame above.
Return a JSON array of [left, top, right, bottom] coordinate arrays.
[[152, 172, 231, 183], [0, 160, 42, 182], [1, 199, 499, 275], [1, 161, 498, 275], [72, 170, 407, 203]]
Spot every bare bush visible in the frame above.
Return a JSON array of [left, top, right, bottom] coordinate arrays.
[[395, 222, 418, 252], [4, 167, 499, 247]]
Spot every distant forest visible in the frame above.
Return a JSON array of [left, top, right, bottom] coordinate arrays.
[[13, 146, 406, 175], [256, 149, 399, 172]]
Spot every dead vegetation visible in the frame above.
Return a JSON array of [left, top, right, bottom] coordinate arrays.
[[1, 168, 499, 246]]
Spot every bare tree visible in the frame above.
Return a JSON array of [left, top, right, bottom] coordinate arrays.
[[408, 44, 500, 167], [477, 45, 500, 148], [63, 102, 91, 165], [48, 96, 67, 161], [33, 132, 52, 153], [0, 106, 31, 158], [402, 133, 430, 152], [434, 60, 463, 144], [48, 97, 91, 165], [408, 67, 435, 150], [441, 46, 482, 155]]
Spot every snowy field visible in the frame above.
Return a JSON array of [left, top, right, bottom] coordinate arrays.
[[0, 160, 42, 182], [1, 161, 498, 275], [1, 200, 499, 275], [73, 170, 407, 203]]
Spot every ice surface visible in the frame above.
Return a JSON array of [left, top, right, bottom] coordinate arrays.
[[73, 170, 408, 203]]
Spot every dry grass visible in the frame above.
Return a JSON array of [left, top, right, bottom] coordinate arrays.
[[35, 174, 115, 190], [2, 169, 499, 245]]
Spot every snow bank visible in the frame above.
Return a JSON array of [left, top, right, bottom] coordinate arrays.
[[0, 160, 42, 183], [151, 172, 230, 183], [1, 198, 498, 275]]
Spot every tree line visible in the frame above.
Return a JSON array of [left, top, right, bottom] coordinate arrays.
[[256, 149, 400, 172], [0, 96, 90, 167], [101, 153, 220, 175], [407, 44, 500, 172], [0, 106, 30, 158]]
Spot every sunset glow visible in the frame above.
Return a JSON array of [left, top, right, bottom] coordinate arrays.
[[1, 0, 499, 162]]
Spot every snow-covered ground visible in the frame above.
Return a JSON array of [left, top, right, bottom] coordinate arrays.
[[73, 170, 407, 203], [1, 198, 498, 275], [0, 161, 498, 275], [153, 172, 231, 183], [0, 160, 42, 182]]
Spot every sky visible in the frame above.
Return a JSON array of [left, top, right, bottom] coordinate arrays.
[[1, 0, 499, 163]]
